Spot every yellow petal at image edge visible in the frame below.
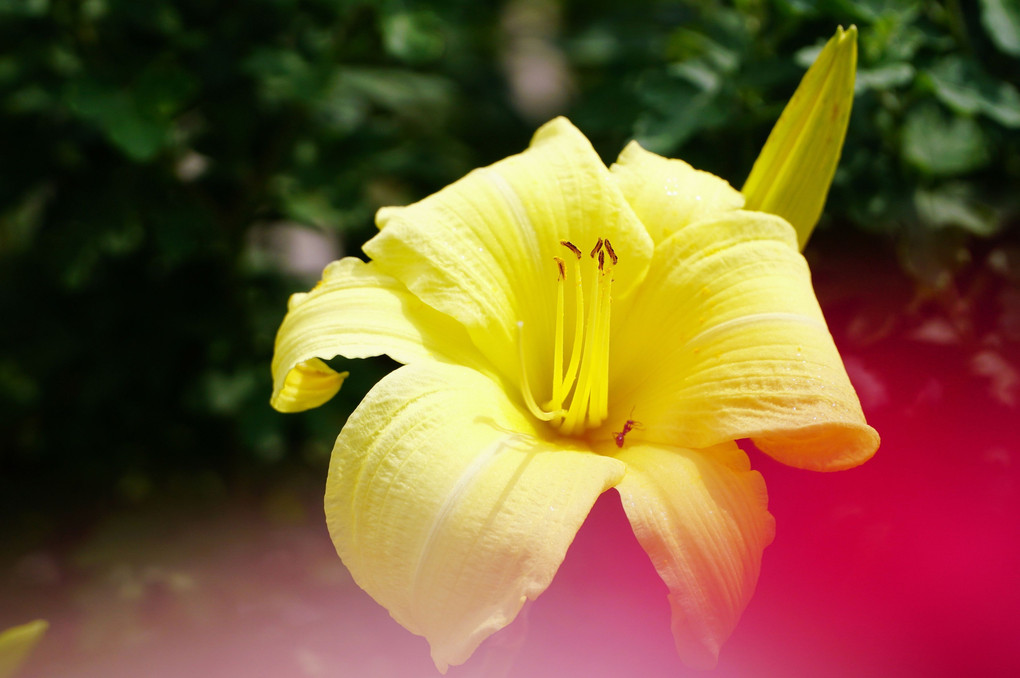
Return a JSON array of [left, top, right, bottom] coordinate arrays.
[[0, 620, 47, 678], [742, 26, 857, 249], [325, 360, 626, 672], [614, 444, 774, 670], [270, 257, 484, 412], [366, 117, 653, 383], [610, 209, 878, 470]]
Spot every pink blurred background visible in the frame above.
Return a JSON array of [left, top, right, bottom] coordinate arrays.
[[4, 243, 1018, 677]]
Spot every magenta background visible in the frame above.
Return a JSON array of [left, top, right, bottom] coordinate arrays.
[[5, 248, 1020, 677]]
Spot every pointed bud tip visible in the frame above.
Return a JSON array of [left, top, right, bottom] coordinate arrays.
[[835, 25, 858, 51], [741, 25, 858, 249]]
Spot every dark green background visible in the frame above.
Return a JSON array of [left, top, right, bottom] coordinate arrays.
[[2, 0, 1018, 525]]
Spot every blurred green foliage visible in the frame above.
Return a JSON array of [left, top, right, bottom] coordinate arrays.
[[2, 0, 1018, 519]]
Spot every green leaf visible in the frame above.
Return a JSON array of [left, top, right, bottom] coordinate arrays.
[[775, 0, 819, 16], [849, 2, 926, 63], [0, 359, 39, 406], [0, 0, 49, 17], [980, 0, 1020, 57], [902, 104, 991, 176], [633, 62, 729, 153], [327, 68, 454, 122], [0, 184, 51, 254], [134, 63, 197, 119], [282, 189, 345, 230], [244, 48, 317, 105], [666, 28, 740, 74], [381, 10, 446, 64], [63, 64, 195, 162], [914, 183, 1002, 236], [202, 370, 259, 415], [854, 62, 915, 92], [924, 56, 1020, 128], [65, 80, 166, 161], [840, 0, 922, 22]]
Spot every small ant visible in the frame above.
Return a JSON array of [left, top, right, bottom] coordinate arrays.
[[613, 410, 642, 448]]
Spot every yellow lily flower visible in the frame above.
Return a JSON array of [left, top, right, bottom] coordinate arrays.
[[270, 31, 875, 673], [743, 25, 858, 249], [0, 619, 47, 678]]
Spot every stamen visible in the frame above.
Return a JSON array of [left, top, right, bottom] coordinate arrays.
[[527, 237, 617, 434], [561, 245, 606, 434], [553, 241, 585, 410], [590, 256, 614, 423], [550, 257, 566, 407], [516, 321, 560, 422]]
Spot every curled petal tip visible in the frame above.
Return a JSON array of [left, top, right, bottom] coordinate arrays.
[[270, 357, 347, 413], [742, 26, 857, 249]]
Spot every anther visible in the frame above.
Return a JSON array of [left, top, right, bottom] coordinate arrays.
[[560, 241, 581, 259], [554, 257, 566, 280], [598, 249, 605, 271], [589, 238, 603, 258], [604, 239, 617, 266]]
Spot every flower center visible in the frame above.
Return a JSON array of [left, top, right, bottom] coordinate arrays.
[[517, 238, 616, 435]]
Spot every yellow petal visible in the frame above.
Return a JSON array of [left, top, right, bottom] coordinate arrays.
[[325, 360, 626, 672], [614, 442, 774, 669], [273, 357, 349, 414], [0, 619, 47, 678], [365, 117, 653, 384], [270, 257, 483, 412], [610, 140, 744, 244], [610, 210, 878, 470], [741, 26, 857, 249]]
